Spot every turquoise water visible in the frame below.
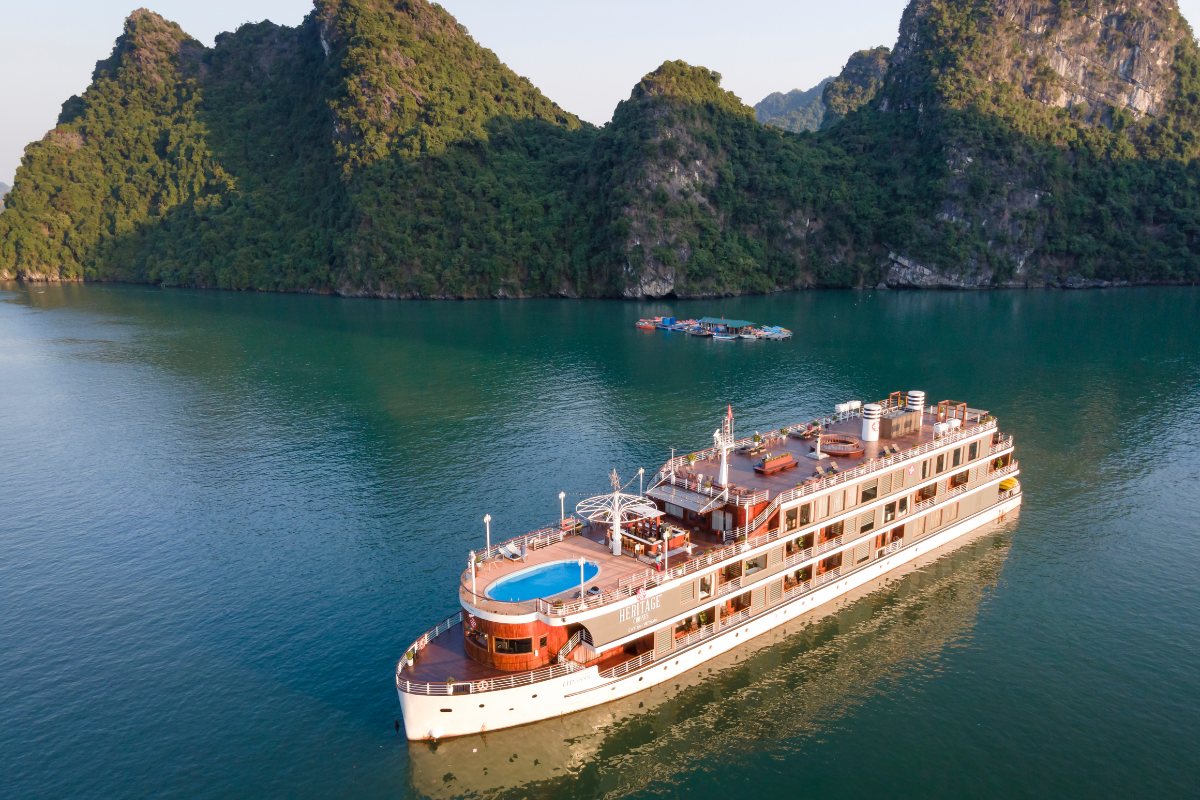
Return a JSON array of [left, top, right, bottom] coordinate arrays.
[[1, 283, 1198, 798], [486, 560, 600, 602]]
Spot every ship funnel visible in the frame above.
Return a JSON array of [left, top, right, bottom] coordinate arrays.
[[907, 390, 926, 428], [862, 403, 882, 442]]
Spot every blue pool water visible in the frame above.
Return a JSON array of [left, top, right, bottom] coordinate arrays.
[[487, 560, 600, 602]]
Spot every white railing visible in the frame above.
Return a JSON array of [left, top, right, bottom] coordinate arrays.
[[397, 658, 582, 696], [396, 610, 464, 680], [720, 607, 753, 628], [674, 622, 717, 650], [876, 540, 904, 559], [814, 534, 844, 556], [782, 579, 812, 600], [813, 566, 843, 587], [599, 650, 656, 679], [557, 629, 586, 662]]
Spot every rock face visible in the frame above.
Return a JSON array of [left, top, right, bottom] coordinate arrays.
[[821, 47, 891, 128], [883, 0, 1194, 125]]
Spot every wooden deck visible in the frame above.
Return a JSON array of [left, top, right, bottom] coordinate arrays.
[[466, 528, 723, 610], [682, 414, 945, 497], [406, 622, 506, 683]]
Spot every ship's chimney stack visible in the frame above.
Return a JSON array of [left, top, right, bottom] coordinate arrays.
[[907, 390, 926, 428], [862, 403, 882, 442]]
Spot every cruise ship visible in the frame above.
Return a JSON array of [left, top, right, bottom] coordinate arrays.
[[395, 390, 1021, 740]]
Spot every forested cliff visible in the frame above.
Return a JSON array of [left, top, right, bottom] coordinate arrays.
[[2, 0, 1199, 297]]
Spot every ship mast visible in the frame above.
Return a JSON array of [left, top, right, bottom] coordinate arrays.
[[714, 404, 735, 487]]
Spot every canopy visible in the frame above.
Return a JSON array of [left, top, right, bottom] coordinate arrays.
[[646, 484, 727, 515], [697, 317, 756, 329], [575, 492, 663, 525]]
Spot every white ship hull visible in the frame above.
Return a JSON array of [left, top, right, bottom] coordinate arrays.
[[398, 490, 1021, 740]]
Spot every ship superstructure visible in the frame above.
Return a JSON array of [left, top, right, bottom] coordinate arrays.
[[395, 390, 1021, 740]]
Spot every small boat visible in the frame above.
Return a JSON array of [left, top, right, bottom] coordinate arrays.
[[712, 333, 737, 341], [739, 332, 760, 340]]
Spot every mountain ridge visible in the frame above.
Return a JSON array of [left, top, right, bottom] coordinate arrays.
[[3, 0, 1199, 296]]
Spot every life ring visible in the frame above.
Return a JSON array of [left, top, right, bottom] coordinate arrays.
[[477, 680, 490, 692]]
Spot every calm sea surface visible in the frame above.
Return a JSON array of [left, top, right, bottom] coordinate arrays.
[[1, 284, 1198, 799]]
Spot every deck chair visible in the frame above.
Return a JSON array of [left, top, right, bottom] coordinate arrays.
[[813, 466, 828, 478], [499, 543, 521, 561], [828, 460, 842, 473]]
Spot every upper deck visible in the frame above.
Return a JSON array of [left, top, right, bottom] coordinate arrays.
[[460, 395, 1008, 621]]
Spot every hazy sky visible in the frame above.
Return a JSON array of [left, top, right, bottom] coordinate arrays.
[[2, 0, 1199, 186]]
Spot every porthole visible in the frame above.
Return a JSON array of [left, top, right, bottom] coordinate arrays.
[[479, 704, 485, 708], [531, 694, 537, 698], [440, 708, 452, 713]]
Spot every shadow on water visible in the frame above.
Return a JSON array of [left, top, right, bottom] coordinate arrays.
[[408, 521, 1015, 800]]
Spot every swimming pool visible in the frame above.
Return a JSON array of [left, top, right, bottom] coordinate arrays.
[[486, 560, 600, 602]]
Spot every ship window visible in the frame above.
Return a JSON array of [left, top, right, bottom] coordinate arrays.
[[798, 503, 812, 525], [860, 515, 875, 534], [917, 484, 936, 502], [665, 502, 684, 519], [815, 496, 829, 519], [829, 491, 844, 514], [539, 636, 548, 649], [744, 555, 765, 576], [861, 481, 878, 503], [712, 510, 732, 531], [494, 637, 533, 654], [784, 507, 798, 530], [921, 459, 931, 479], [699, 574, 713, 599], [952, 448, 963, 468], [968, 441, 980, 460], [884, 501, 896, 523], [935, 454, 946, 473], [898, 496, 908, 515], [949, 470, 969, 489]]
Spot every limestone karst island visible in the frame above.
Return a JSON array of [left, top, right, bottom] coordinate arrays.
[[2, 0, 1200, 297]]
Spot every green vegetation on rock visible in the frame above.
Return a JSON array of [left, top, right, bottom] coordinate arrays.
[[754, 78, 831, 133], [2, 0, 1200, 295]]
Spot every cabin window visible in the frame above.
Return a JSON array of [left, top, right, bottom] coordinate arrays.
[[798, 503, 812, 526], [968, 441, 980, 461], [898, 496, 908, 515], [921, 459, 931, 479], [712, 510, 733, 531], [744, 555, 766, 576], [861, 481, 879, 503], [952, 448, 963, 468], [949, 470, 969, 489], [539, 636, 548, 649], [935, 453, 946, 473], [494, 637, 533, 654], [665, 502, 684, 519], [945, 503, 959, 522], [815, 496, 829, 519], [829, 491, 844, 514], [884, 501, 897, 523], [917, 484, 936, 502], [699, 574, 713, 599], [784, 508, 798, 530], [466, 628, 487, 650], [860, 515, 875, 534]]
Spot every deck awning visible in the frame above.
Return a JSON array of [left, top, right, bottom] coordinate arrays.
[[646, 484, 727, 514], [697, 317, 756, 330]]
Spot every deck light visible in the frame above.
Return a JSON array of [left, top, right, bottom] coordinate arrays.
[[559, 491, 566, 527], [638, 467, 644, 496], [483, 514, 491, 555]]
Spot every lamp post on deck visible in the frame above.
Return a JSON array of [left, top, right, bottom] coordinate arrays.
[[638, 467, 644, 496], [579, 556, 585, 599], [483, 514, 491, 556], [559, 491, 566, 528]]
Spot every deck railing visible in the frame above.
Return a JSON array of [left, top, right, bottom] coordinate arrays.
[[599, 649, 656, 679]]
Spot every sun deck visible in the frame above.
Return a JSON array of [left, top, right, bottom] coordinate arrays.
[[676, 408, 970, 498], [462, 525, 726, 615]]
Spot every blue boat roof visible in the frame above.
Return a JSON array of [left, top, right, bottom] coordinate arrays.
[[698, 317, 756, 328]]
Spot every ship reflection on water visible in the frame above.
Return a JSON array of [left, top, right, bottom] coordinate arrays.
[[406, 519, 1016, 799]]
